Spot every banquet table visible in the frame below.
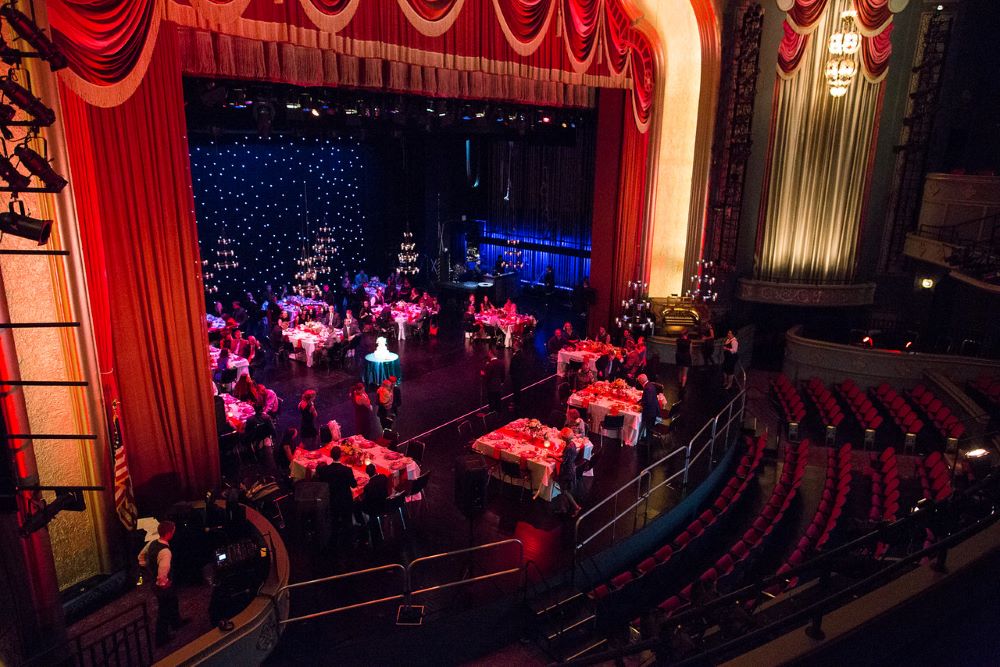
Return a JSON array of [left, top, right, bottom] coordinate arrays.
[[206, 314, 227, 333], [289, 435, 420, 499], [556, 341, 621, 376], [276, 296, 327, 323], [221, 393, 255, 431], [209, 346, 250, 379], [372, 301, 436, 340], [471, 418, 593, 501], [475, 311, 535, 348], [567, 381, 643, 447], [282, 323, 343, 367]]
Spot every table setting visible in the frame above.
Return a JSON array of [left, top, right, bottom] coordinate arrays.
[[282, 321, 343, 367], [206, 313, 227, 332], [475, 310, 536, 347], [568, 379, 643, 447], [290, 435, 420, 499], [221, 393, 255, 431], [472, 418, 593, 501], [557, 340, 622, 376], [209, 345, 250, 379], [276, 296, 327, 323], [372, 301, 437, 339]]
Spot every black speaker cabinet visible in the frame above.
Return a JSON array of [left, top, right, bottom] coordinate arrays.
[[454, 454, 489, 518]]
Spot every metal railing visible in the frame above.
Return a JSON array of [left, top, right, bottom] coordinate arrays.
[[572, 366, 749, 570], [27, 602, 153, 667], [916, 211, 1000, 246], [275, 539, 524, 627]]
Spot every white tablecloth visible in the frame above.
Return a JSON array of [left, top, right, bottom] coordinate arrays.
[[283, 325, 342, 367], [567, 387, 642, 448], [221, 393, 255, 431], [209, 346, 249, 379], [475, 311, 535, 348], [471, 420, 593, 501], [290, 435, 420, 499]]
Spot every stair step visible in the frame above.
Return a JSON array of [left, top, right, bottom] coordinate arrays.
[[544, 607, 596, 642], [527, 586, 585, 617], [561, 635, 608, 662]]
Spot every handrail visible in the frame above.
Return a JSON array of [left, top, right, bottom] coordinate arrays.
[[276, 539, 525, 627], [916, 211, 1000, 246], [572, 364, 749, 568]]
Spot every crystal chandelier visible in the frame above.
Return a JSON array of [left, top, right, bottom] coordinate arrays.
[[397, 228, 419, 276], [503, 239, 525, 272], [213, 234, 238, 271], [826, 10, 860, 98], [312, 221, 337, 276], [202, 259, 218, 294]]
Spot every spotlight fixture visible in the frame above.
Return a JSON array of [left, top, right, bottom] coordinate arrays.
[[0, 201, 52, 245], [0, 34, 20, 66], [0, 74, 55, 126], [0, 154, 29, 190], [13, 143, 66, 191], [0, 5, 67, 71], [0, 102, 15, 139], [919, 277, 935, 289]]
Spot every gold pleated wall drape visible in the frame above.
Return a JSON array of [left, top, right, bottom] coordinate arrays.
[[758, 0, 883, 283]]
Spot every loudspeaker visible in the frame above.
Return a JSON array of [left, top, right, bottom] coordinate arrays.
[[454, 455, 489, 518]]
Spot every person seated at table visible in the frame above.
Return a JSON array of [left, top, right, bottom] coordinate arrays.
[[360, 463, 389, 513], [324, 305, 342, 329], [502, 298, 517, 315], [480, 295, 494, 313], [565, 408, 587, 437], [562, 321, 579, 344], [273, 427, 299, 477], [243, 403, 276, 457], [259, 384, 280, 418], [595, 326, 612, 345], [546, 328, 566, 356], [353, 268, 369, 287], [358, 300, 374, 331], [212, 300, 227, 320], [466, 293, 476, 311], [213, 348, 231, 384], [245, 335, 262, 368], [232, 374, 255, 402], [376, 379, 394, 429], [577, 366, 595, 388], [277, 310, 291, 330], [231, 300, 248, 329], [343, 310, 361, 341], [419, 291, 436, 309], [463, 301, 481, 339]]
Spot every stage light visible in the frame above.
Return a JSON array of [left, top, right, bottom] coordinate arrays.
[[0, 203, 52, 245], [919, 277, 935, 289], [0, 35, 20, 66], [0, 74, 55, 125], [14, 143, 67, 191], [0, 5, 67, 71], [310, 108, 320, 117], [0, 102, 14, 140], [0, 155, 30, 190], [861, 335, 874, 348]]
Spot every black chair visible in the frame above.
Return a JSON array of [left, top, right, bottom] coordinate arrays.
[[403, 440, 426, 465], [457, 420, 474, 443], [379, 428, 400, 451], [381, 491, 408, 534], [599, 414, 627, 448], [499, 458, 534, 502], [217, 367, 239, 394], [406, 469, 431, 504], [566, 360, 584, 389]]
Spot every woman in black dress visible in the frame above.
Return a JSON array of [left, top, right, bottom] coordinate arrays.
[[556, 429, 581, 516], [273, 427, 300, 476], [298, 389, 319, 449], [722, 330, 739, 389], [675, 329, 692, 389]]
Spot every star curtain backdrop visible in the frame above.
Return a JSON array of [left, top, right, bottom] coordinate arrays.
[[756, 0, 906, 283], [190, 136, 369, 297]]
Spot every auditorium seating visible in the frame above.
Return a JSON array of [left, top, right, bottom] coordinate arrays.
[[771, 374, 806, 424], [968, 374, 1000, 410], [910, 384, 967, 442], [767, 443, 851, 593], [870, 447, 900, 558], [589, 435, 767, 600], [872, 383, 925, 437], [656, 439, 810, 617], [917, 451, 953, 503], [804, 378, 844, 429], [836, 379, 884, 431]]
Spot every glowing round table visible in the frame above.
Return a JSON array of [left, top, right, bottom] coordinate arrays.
[[362, 338, 402, 385]]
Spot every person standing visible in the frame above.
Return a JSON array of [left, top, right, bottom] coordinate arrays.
[[701, 322, 716, 366], [482, 347, 505, 414], [298, 390, 319, 449], [390, 375, 402, 420], [139, 521, 188, 646], [556, 429, 582, 516], [637, 373, 660, 446], [509, 344, 530, 415], [376, 379, 394, 429], [316, 446, 358, 549], [722, 330, 739, 390], [350, 383, 379, 439], [675, 330, 692, 390]]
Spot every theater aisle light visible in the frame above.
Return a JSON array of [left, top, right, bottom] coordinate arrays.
[[0, 199, 52, 245], [826, 10, 860, 98]]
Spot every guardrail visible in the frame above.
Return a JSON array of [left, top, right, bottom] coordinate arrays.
[[572, 365, 748, 571], [275, 539, 524, 627]]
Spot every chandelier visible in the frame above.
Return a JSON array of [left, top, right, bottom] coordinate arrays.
[[213, 234, 238, 271], [826, 10, 860, 98], [503, 239, 525, 272], [397, 229, 419, 276], [312, 221, 337, 276]]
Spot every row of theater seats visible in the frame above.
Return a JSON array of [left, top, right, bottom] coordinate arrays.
[[969, 374, 1000, 408], [873, 383, 925, 436], [836, 379, 884, 431], [917, 451, 954, 553], [803, 378, 844, 428], [871, 447, 900, 559], [771, 374, 806, 423], [590, 435, 768, 600], [767, 443, 852, 594], [910, 384, 966, 441], [657, 439, 810, 617]]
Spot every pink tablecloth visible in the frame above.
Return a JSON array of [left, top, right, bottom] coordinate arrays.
[[290, 435, 420, 499]]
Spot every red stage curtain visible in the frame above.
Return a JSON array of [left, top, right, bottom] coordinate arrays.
[[402, 0, 462, 21], [861, 22, 893, 80], [852, 0, 893, 33], [562, 0, 601, 66], [493, 0, 554, 43], [611, 100, 651, 310], [588, 89, 625, 333], [777, 20, 809, 76], [48, 0, 157, 85], [786, 0, 831, 31], [601, 0, 630, 75], [59, 24, 219, 511], [309, 0, 355, 12]]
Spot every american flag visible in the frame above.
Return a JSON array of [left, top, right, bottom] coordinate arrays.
[[111, 400, 137, 530]]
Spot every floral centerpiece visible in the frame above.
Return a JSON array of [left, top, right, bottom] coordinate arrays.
[[301, 321, 327, 336], [568, 340, 618, 357]]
